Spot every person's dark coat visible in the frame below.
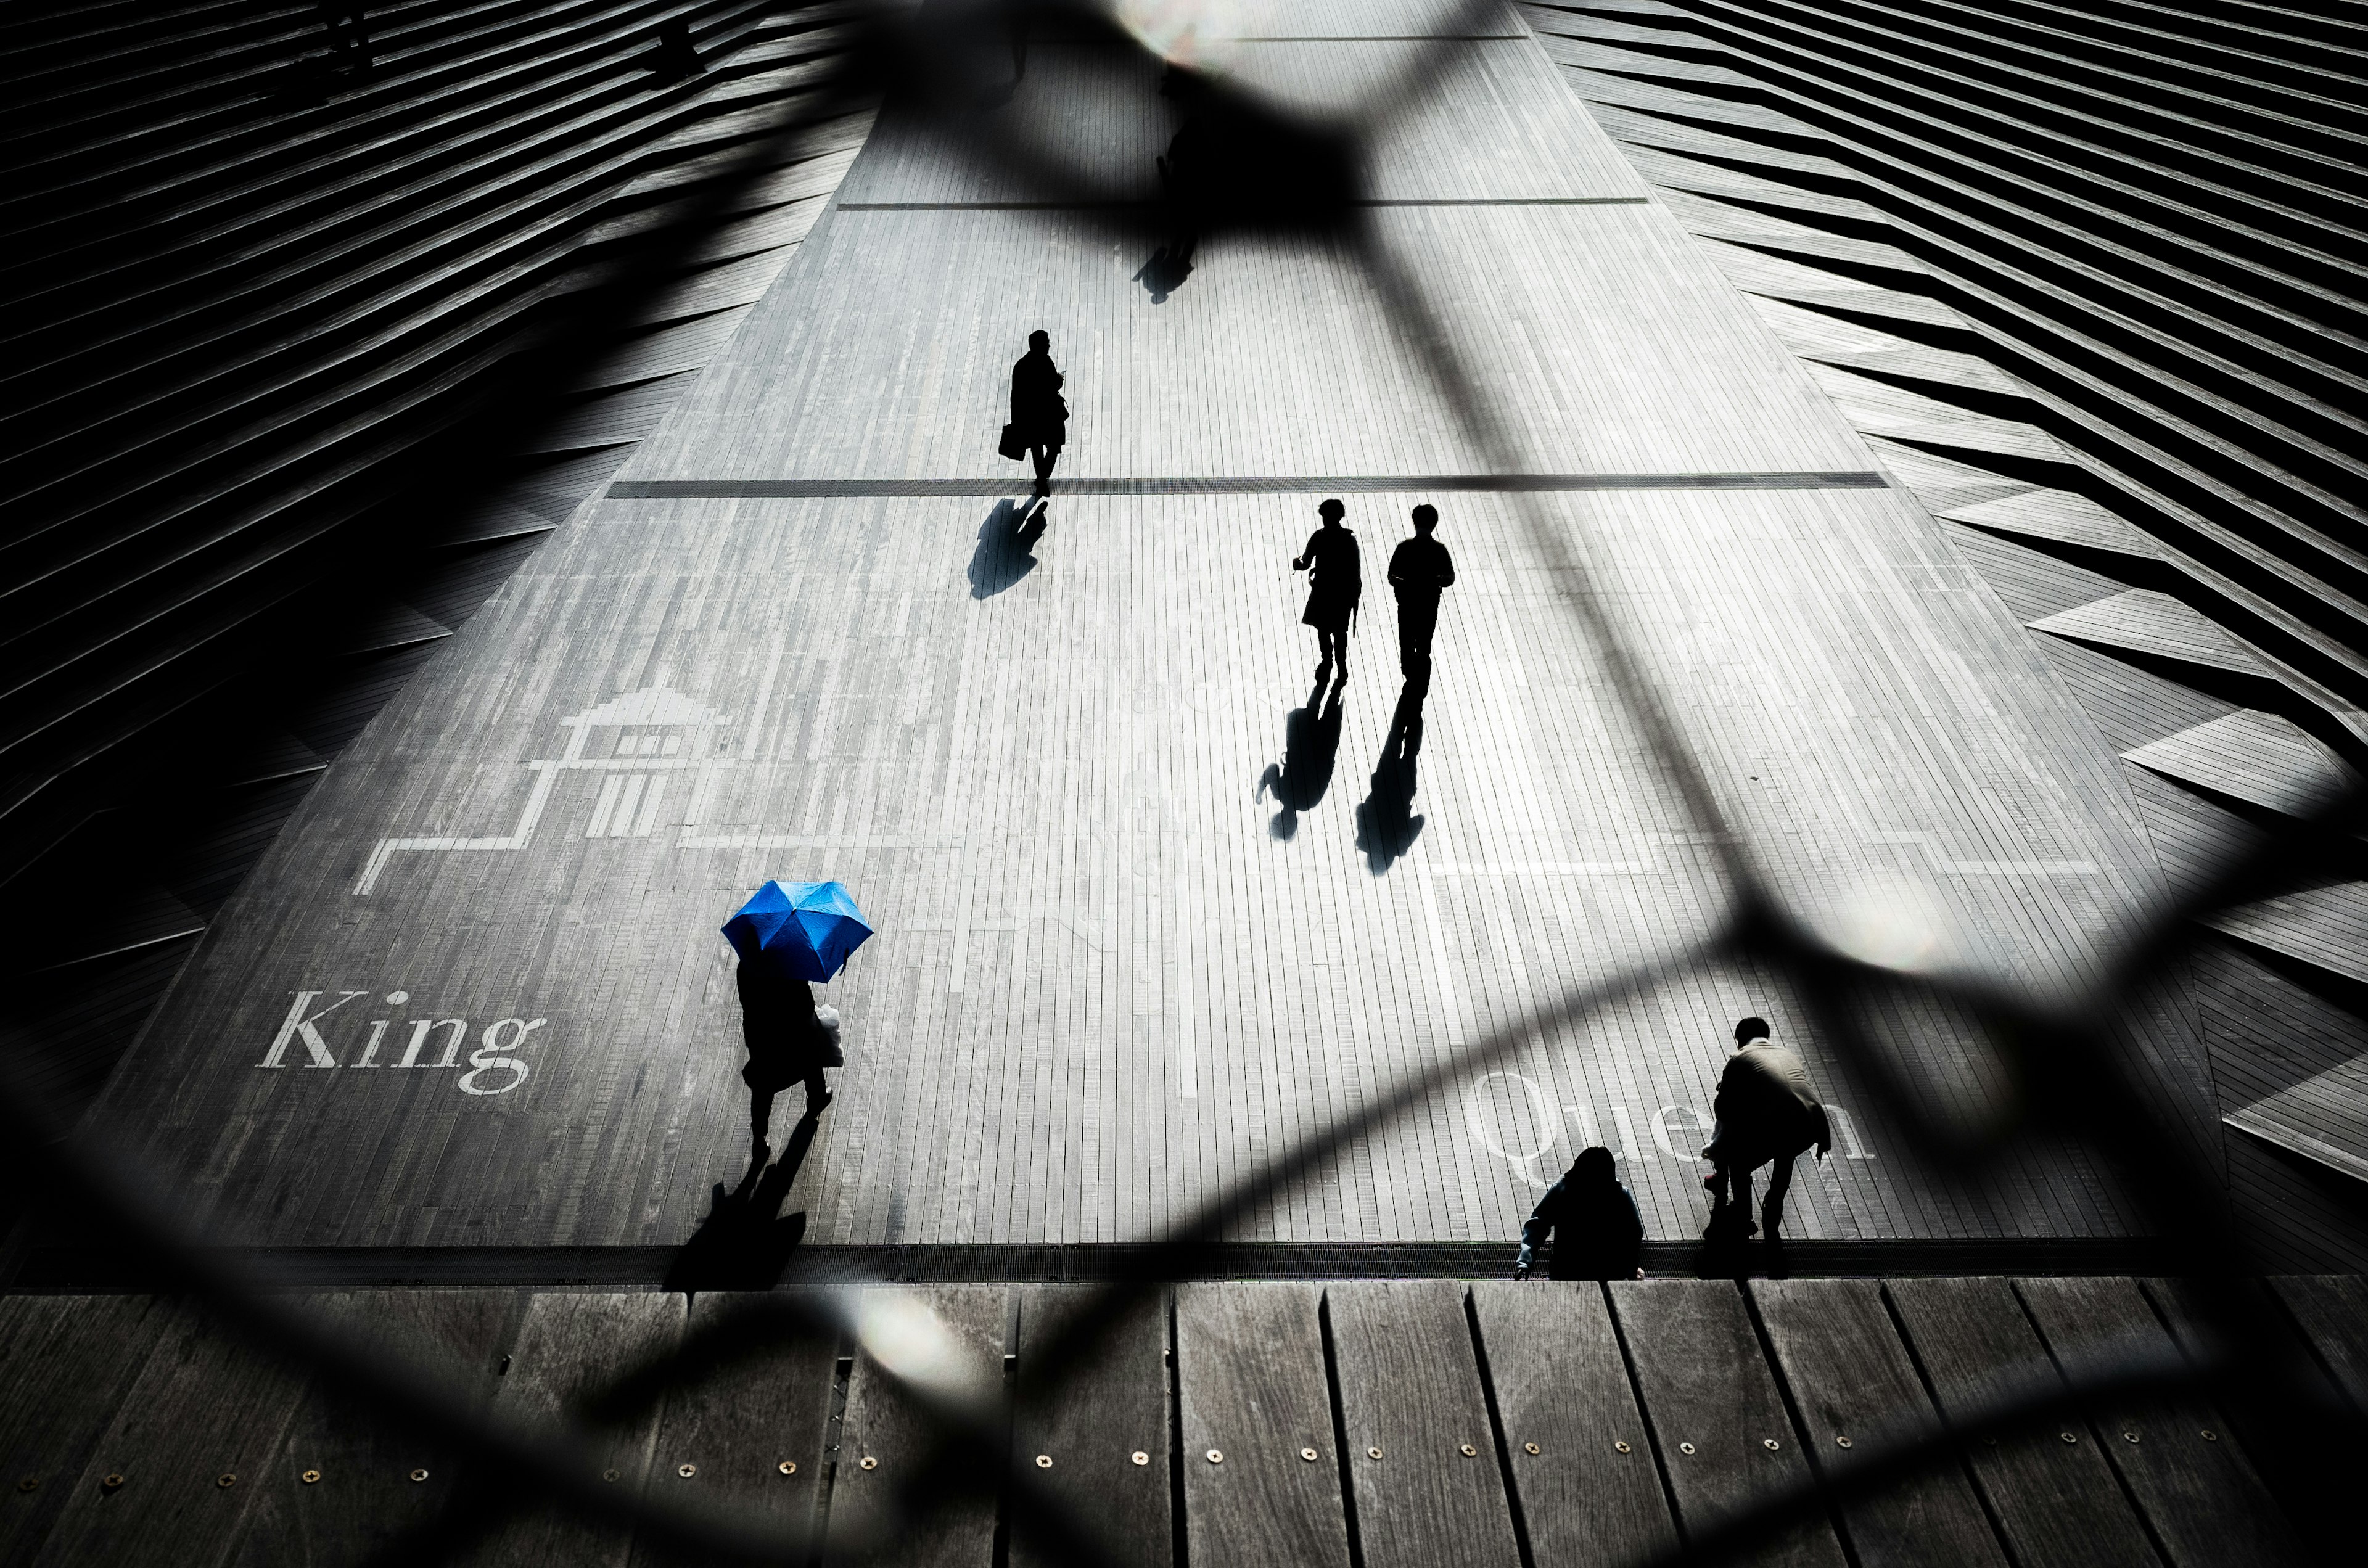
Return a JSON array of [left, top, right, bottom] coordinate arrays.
[[1521, 1149, 1643, 1280], [736, 961, 842, 1091], [1702, 1038, 1832, 1170], [1009, 350, 1067, 450], [1386, 534, 1455, 609], [1297, 524, 1362, 634]]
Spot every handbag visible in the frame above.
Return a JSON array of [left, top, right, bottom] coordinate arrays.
[[998, 422, 1027, 461]]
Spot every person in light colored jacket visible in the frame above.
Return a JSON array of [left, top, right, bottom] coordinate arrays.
[[1701, 1016, 1832, 1241]]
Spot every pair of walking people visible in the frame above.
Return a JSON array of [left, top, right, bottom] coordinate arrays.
[[1514, 1017, 1833, 1278], [1292, 498, 1456, 687]]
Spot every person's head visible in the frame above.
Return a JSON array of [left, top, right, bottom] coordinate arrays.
[[1412, 503, 1438, 534], [1734, 1016, 1770, 1046], [1028, 329, 1050, 352], [1318, 498, 1345, 525], [1572, 1145, 1616, 1183]]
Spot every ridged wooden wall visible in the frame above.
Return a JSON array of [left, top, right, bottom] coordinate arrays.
[[0, 0, 872, 1123], [1522, 0, 2368, 1265]]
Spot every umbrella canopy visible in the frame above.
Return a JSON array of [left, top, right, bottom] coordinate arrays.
[[722, 880, 874, 982]]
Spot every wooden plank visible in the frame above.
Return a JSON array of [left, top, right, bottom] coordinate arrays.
[[2202, 882, 2368, 986], [1883, 1277, 2156, 1568], [1468, 1280, 1679, 1568], [1939, 490, 2161, 560], [629, 1291, 839, 1567], [0, 1295, 174, 1566], [1751, 1280, 2007, 1568], [1009, 1285, 1171, 1568], [1325, 1282, 1520, 1568], [1606, 1279, 1846, 1568], [2015, 1276, 2304, 1568], [462, 1292, 686, 1568], [1175, 1284, 1351, 1568], [33, 1302, 311, 1568], [228, 1289, 517, 1567], [826, 1286, 1006, 1567], [2124, 710, 2358, 820], [2268, 1275, 2368, 1415], [2028, 589, 2269, 675]]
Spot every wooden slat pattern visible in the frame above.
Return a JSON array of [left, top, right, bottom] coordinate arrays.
[[464, 1291, 684, 1567], [1468, 1280, 1680, 1568], [230, 1289, 516, 1567], [1325, 1281, 1522, 1568], [1751, 1279, 2007, 1568], [1608, 1279, 1847, 1568], [826, 1285, 1006, 1568], [2016, 1275, 2304, 1568], [1175, 1283, 1350, 1568], [1885, 1276, 2158, 1568], [631, 1290, 837, 1566], [0, 1296, 175, 1565], [1009, 1286, 1172, 1568]]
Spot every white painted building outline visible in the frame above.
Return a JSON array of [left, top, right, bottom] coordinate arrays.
[[354, 684, 733, 894]]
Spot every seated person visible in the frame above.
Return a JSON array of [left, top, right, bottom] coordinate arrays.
[[1514, 1146, 1645, 1280]]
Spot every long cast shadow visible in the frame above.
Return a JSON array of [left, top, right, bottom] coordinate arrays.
[[1355, 671, 1429, 871], [662, 1109, 821, 1291], [1256, 674, 1346, 839], [969, 498, 1046, 597]]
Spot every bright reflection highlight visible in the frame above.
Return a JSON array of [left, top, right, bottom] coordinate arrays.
[[1817, 871, 1966, 975], [853, 1292, 983, 1398]]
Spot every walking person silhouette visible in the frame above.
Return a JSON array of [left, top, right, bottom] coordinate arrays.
[[1387, 504, 1455, 681], [736, 956, 841, 1165], [1008, 330, 1067, 497], [1293, 499, 1362, 686]]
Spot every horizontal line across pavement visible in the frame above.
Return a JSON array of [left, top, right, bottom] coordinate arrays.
[[608, 472, 1889, 499], [839, 197, 1650, 210], [15, 1238, 2171, 1289]]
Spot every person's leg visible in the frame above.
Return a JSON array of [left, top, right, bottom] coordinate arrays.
[[748, 1085, 775, 1155], [803, 1067, 832, 1117], [1030, 444, 1053, 493], [1761, 1152, 1796, 1239], [1731, 1164, 1759, 1235]]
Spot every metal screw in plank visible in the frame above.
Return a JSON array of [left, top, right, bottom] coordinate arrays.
[[1205, 1450, 1223, 1465], [409, 1469, 429, 1483], [678, 1464, 697, 1477], [2059, 1432, 2078, 1444], [603, 1469, 621, 1482], [860, 1456, 878, 1471], [302, 1469, 322, 1484], [1300, 1447, 1318, 1462], [216, 1474, 236, 1489], [1366, 1447, 1383, 1460], [1835, 1436, 1852, 1449], [1678, 1443, 1695, 1456], [1035, 1455, 1053, 1469], [2201, 1430, 2219, 1442], [1130, 1451, 1149, 1466], [102, 1475, 124, 1491], [1523, 1443, 1541, 1456], [1460, 1443, 1478, 1457], [2122, 1432, 2140, 1444], [1764, 1439, 1782, 1451], [1614, 1441, 1632, 1454], [778, 1460, 798, 1476]]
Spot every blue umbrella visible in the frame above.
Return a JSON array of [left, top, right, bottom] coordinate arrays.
[[722, 880, 874, 982]]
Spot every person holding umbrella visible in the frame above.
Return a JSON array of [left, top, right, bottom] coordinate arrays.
[[723, 880, 874, 1162]]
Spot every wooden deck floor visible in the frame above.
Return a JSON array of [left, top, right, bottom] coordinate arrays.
[[0, 1275, 2351, 1567], [79, 1, 2212, 1250]]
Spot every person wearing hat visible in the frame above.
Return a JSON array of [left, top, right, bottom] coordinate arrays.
[[1700, 1016, 1832, 1241], [1514, 1146, 1645, 1280]]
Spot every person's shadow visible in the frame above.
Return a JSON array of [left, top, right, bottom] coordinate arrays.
[[663, 1108, 822, 1291], [1133, 244, 1196, 303], [1256, 675, 1346, 839], [968, 498, 1046, 597], [1355, 673, 1429, 871]]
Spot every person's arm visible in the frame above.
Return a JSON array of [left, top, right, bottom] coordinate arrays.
[[1387, 542, 1409, 592], [1515, 1191, 1556, 1278], [1436, 544, 1455, 589], [1293, 530, 1320, 572]]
